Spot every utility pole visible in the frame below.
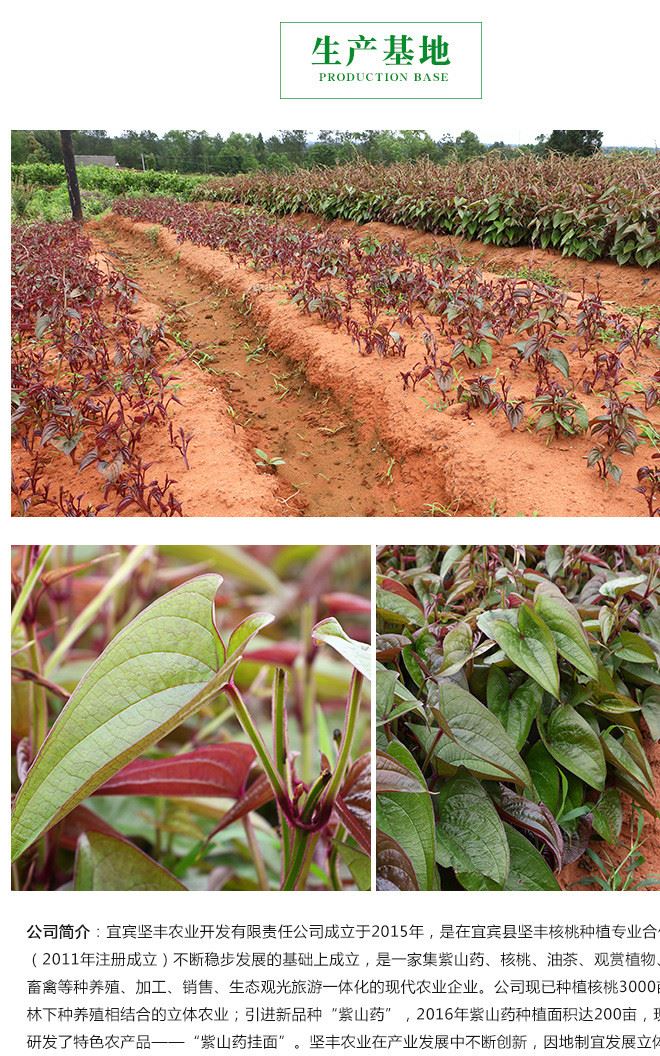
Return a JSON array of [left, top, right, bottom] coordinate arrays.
[[60, 131, 83, 221]]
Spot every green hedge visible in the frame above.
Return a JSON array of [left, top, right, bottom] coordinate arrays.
[[11, 163, 204, 197]]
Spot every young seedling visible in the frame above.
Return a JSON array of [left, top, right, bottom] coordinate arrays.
[[255, 448, 285, 471]]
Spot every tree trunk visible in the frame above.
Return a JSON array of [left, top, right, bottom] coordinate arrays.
[[60, 131, 83, 221]]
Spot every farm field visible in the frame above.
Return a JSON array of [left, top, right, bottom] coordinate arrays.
[[11, 156, 660, 517]]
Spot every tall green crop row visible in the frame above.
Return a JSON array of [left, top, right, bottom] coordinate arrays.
[[11, 163, 205, 198], [196, 154, 660, 267]]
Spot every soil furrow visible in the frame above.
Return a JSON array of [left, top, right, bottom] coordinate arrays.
[[94, 222, 411, 517]]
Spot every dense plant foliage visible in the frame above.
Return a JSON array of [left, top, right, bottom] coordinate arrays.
[[376, 545, 660, 891], [11, 545, 370, 891], [11, 222, 190, 516], [11, 163, 205, 197], [196, 154, 660, 266]]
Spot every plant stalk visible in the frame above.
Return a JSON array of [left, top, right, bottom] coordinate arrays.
[[44, 545, 151, 676], [223, 682, 288, 805], [320, 669, 364, 810], [299, 600, 317, 782], [272, 667, 292, 877], [243, 814, 269, 891], [11, 546, 53, 637]]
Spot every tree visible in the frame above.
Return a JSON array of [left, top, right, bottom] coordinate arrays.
[[453, 130, 485, 161], [60, 131, 82, 221], [543, 130, 603, 156]]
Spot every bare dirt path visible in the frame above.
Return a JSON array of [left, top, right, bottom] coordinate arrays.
[[94, 220, 405, 517]]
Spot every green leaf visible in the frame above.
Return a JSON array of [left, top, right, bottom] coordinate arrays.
[[376, 587, 425, 628], [500, 823, 561, 890], [642, 689, 660, 741], [525, 740, 561, 815], [436, 772, 509, 884], [490, 677, 542, 752], [437, 622, 473, 676], [312, 617, 371, 680], [376, 750, 425, 794], [539, 703, 606, 791], [592, 788, 623, 845], [611, 632, 656, 665], [227, 611, 276, 662], [599, 574, 647, 598], [599, 607, 615, 644], [601, 728, 654, 793], [333, 840, 370, 891], [412, 723, 516, 782], [534, 581, 598, 680], [544, 546, 564, 579], [377, 742, 436, 890], [429, 682, 531, 788], [375, 665, 421, 726], [486, 666, 509, 718], [478, 604, 559, 697], [456, 823, 560, 891], [439, 546, 465, 582], [74, 832, 186, 891], [11, 575, 263, 862]]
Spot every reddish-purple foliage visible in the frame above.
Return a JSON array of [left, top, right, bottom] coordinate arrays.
[[11, 222, 183, 516]]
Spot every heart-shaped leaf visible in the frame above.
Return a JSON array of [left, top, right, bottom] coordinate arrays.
[[489, 676, 542, 752], [429, 682, 531, 788], [539, 703, 606, 791], [601, 728, 654, 793], [74, 832, 186, 891], [525, 739, 561, 816], [611, 632, 656, 665], [501, 823, 561, 890], [437, 622, 473, 676], [496, 786, 564, 870], [456, 822, 561, 891], [534, 581, 598, 680], [478, 604, 559, 697], [12, 575, 271, 862], [642, 689, 660, 741], [376, 749, 425, 794]]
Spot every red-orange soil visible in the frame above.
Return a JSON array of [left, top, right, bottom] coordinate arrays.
[[81, 213, 659, 518], [14, 212, 658, 517]]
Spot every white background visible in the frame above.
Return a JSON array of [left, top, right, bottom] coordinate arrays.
[[4, 0, 660, 1049]]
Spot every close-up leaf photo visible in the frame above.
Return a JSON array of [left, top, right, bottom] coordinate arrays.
[[11, 544, 371, 891], [376, 545, 660, 892]]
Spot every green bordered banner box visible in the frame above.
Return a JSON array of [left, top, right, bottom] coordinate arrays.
[[280, 21, 483, 100]]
